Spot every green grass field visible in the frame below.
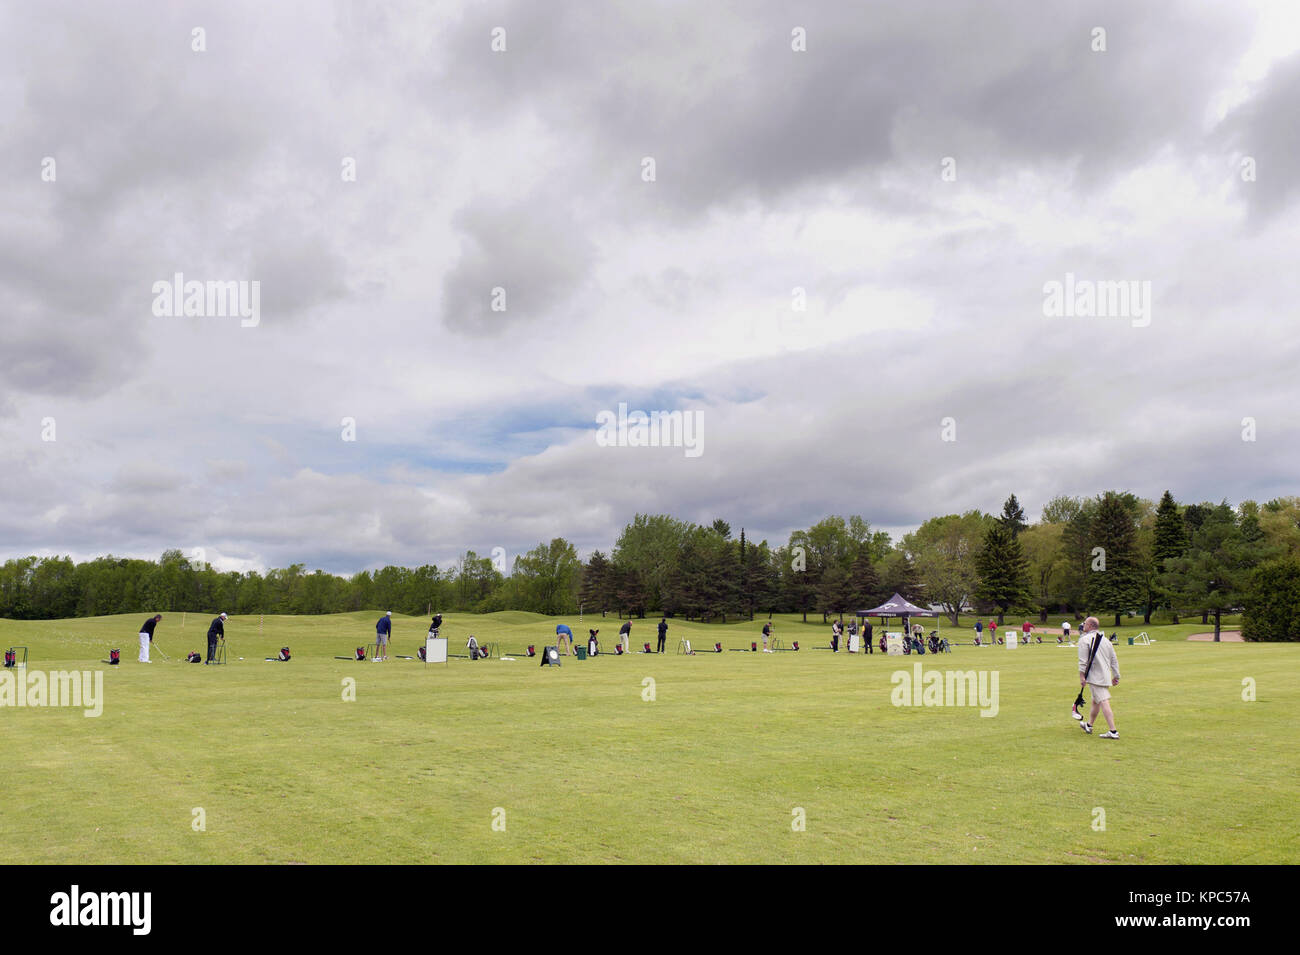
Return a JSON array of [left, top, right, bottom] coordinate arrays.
[[1, 611, 1296, 864]]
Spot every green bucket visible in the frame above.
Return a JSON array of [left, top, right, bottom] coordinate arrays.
[[1127, 637, 1133, 645], [575, 646, 587, 660]]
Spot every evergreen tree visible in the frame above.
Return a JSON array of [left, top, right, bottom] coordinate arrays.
[[1242, 556, 1300, 642], [974, 523, 1032, 624], [1085, 492, 1144, 627], [999, 494, 1027, 536], [847, 550, 881, 611], [1153, 490, 1187, 568]]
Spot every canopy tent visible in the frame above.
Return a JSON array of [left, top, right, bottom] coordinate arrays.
[[856, 593, 936, 639]]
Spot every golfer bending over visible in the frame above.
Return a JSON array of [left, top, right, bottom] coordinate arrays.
[[619, 619, 631, 654], [555, 623, 574, 655], [1078, 616, 1120, 738], [206, 612, 227, 664], [138, 613, 162, 663]]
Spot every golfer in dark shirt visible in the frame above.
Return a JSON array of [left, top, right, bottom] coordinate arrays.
[[656, 618, 668, 653], [138, 614, 162, 663], [206, 612, 227, 664], [619, 619, 631, 653]]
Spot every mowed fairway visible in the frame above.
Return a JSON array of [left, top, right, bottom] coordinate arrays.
[[1, 612, 1297, 864]]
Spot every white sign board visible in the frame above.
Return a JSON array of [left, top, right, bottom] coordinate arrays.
[[847, 632, 860, 653], [1007, 633, 1018, 649], [425, 635, 448, 664], [886, 632, 904, 656]]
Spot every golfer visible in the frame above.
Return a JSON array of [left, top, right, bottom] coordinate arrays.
[[619, 619, 631, 654], [656, 617, 668, 653], [1022, 620, 1033, 645], [206, 612, 227, 664], [863, 621, 873, 654], [555, 623, 573, 655], [138, 613, 162, 663], [1077, 617, 1121, 738], [1061, 619, 1071, 644], [974, 619, 983, 644], [375, 611, 392, 662], [761, 620, 773, 653]]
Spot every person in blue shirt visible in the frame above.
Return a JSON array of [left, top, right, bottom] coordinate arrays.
[[555, 623, 573, 655], [375, 611, 392, 662]]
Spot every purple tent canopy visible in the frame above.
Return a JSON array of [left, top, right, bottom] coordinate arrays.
[[856, 593, 935, 618]]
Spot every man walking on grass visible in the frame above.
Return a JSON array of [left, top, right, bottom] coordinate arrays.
[[1077, 616, 1121, 738], [138, 613, 162, 663]]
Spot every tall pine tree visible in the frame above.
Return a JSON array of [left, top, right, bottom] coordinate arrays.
[[974, 523, 1031, 624], [1086, 491, 1144, 628]]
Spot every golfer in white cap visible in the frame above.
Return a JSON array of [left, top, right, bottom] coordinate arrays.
[[206, 612, 228, 664], [375, 611, 392, 661]]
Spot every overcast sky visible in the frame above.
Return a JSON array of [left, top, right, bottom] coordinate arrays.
[[2, 0, 1298, 575]]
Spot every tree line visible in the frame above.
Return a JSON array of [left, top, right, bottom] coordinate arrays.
[[4, 491, 1300, 640]]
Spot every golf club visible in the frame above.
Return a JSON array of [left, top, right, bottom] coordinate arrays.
[[1073, 626, 1104, 719]]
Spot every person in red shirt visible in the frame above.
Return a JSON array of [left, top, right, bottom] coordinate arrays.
[[1023, 620, 1033, 645], [989, 620, 999, 644]]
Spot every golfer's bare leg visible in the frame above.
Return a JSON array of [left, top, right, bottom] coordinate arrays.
[[1099, 700, 1116, 732], [1089, 700, 1101, 726]]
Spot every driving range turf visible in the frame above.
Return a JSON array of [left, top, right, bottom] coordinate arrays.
[[2, 611, 1296, 864]]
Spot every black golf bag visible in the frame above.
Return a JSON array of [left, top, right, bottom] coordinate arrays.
[[278, 647, 290, 661], [417, 645, 426, 661], [187, 651, 201, 663], [109, 649, 121, 665], [355, 646, 367, 661]]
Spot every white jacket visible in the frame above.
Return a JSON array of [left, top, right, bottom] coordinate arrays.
[[1078, 631, 1120, 685]]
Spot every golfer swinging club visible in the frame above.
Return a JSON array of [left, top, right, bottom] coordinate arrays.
[[375, 611, 392, 662], [138, 613, 162, 663], [206, 612, 227, 664]]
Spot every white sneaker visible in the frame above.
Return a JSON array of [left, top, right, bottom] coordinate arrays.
[[1100, 730, 1119, 739], [1080, 721, 1092, 734]]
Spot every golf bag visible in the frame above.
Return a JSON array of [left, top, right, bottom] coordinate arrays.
[[643, 642, 652, 653], [417, 645, 426, 661], [187, 651, 201, 663], [467, 636, 488, 660], [278, 647, 290, 661], [928, 634, 940, 654], [109, 649, 121, 665], [751, 641, 758, 652], [355, 646, 367, 661], [526, 645, 536, 657], [613, 644, 624, 655], [3, 649, 14, 668]]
